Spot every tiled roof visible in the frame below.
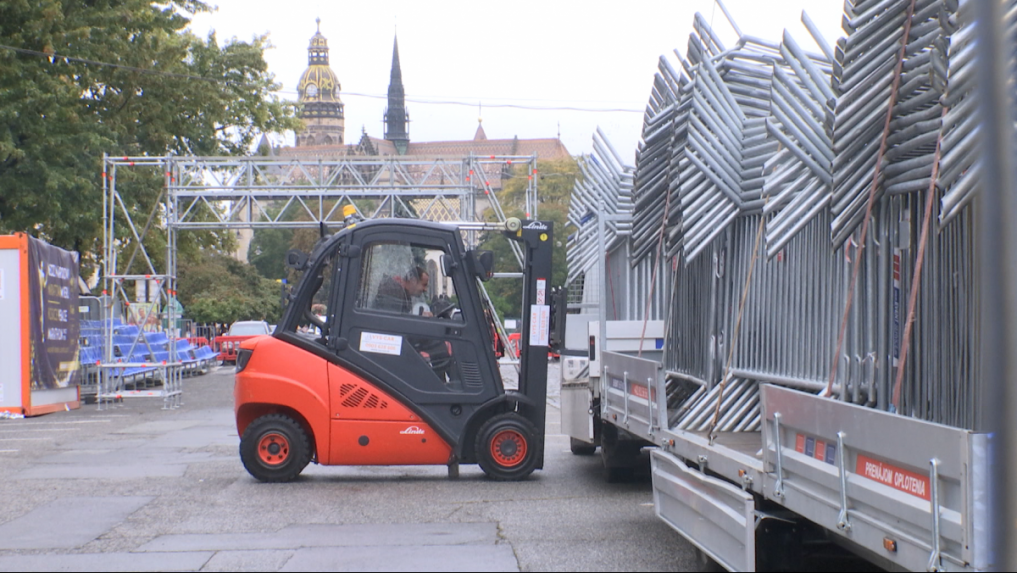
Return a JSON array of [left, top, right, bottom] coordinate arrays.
[[403, 137, 570, 160], [279, 135, 570, 161], [277, 144, 352, 159], [274, 134, 570, 192]]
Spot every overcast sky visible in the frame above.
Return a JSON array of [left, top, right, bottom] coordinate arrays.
[[188, 0, 846, 163]]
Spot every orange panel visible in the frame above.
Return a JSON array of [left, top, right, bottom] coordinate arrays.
[[16, 234, 29, 413], [25, 400, 80, 417], [234, 336, 331, 462], [329, 419, 452, 466], [0, 234, 27, 250], [0, 234, 27, 415], [326, 363, 419, 422]]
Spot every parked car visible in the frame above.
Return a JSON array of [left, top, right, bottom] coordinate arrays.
[[216, 320, 271, 364]]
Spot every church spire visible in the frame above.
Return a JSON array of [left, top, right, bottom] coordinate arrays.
[[384, 34, 410, 155]]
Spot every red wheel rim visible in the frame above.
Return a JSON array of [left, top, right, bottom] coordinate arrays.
[[490, 429, 527, 467], [257, 433, 290, 466]]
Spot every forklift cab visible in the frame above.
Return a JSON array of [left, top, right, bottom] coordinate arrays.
[[286, 220, 504, 409], [235, 218, 555, 483]]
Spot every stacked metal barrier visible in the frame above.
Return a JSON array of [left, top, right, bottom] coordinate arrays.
[[567, 129, 633, 288], [831, 0, 950, 243], [938, 2, 1017, 224], [635, 11, 837, 432], [763, 27, 835, 256], [583, 0, 1015, 432], [631, 55, 684, 263], [567, 130, 667, 320]]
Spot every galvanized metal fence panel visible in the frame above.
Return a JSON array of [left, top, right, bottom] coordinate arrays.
[[763, 29, 835, 257], [567, 129, 633, 287], [566, 129, 667, 320], [938, 1, 1017, 226], [573, 1, 1011, 433]]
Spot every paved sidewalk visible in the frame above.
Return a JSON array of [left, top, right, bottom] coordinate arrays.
[[0, 366, 691, 572]]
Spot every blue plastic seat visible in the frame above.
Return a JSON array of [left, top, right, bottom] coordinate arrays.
[[145, 331, 170, 347], [115, 324, 140, 337]]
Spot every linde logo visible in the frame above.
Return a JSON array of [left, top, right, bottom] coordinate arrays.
[[400, 426, 425, 435], [523, 221, 548, 230]]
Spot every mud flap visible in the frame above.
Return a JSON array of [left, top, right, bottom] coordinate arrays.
[[650, 449, 755, 572]]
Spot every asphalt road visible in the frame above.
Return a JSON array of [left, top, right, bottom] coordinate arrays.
[[0, 363, 695, 572]]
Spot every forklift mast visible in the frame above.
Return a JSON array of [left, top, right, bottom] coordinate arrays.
[[509, 220, 554, 468]]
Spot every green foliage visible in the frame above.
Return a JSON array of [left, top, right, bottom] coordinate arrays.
[[176, 251, 283, 324], [480, 158, 577, 321], [249, 227, 294, 280], [0, 0, 300, 274], [247, 198, 374, 282]]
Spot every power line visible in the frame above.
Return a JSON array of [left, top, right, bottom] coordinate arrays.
[[0, 43, 644, 113], [347, 92, 644, 113], [274, 89, 643, 113]]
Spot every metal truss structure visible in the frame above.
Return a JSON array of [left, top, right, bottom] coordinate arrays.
[[96, 153, 539, 408]]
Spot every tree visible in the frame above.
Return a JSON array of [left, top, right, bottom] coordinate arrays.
[[0, 0, 301, 274], [480, 158, 578, 321], [249, 227, 294, 280], [176, 251, 283, 325]]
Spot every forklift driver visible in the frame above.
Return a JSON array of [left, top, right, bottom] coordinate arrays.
[[374, 266, 432, 316], [374, 266, 457, 384]]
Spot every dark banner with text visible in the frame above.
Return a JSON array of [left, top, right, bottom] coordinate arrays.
[[28, 237, 80, 390]]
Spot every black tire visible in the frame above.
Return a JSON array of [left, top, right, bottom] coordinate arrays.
[[600, 427, 639, 483], [692, 546, 724, 572], [570, 437, 597, 456], [239, 414, 312, 483], [475, 413, 539, 481]]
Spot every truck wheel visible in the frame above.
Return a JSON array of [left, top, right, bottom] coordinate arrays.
[[692, 547, 724, 572], [601, 429, 638, 483], [240, 414, 312, 483], [476, 413, 539, 481], [570, 438, 597, 456]]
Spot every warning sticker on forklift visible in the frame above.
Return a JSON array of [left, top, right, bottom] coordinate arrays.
[[529, 305, 550, 346], [360, 332, 403, 356], [856, 454, 930, 501]]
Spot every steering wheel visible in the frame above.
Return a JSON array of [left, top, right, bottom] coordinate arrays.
[[423, 341, 453, 376], [431, 295, 457, 319]]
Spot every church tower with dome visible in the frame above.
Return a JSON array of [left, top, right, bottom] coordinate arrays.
[[296, 19, 344, 147], [280, 19, 570, 167]]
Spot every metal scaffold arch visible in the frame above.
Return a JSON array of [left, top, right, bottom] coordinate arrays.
[[97, 153, 539, 408]]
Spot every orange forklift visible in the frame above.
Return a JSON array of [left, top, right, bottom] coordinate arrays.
[[233, 217, 559, 482]]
